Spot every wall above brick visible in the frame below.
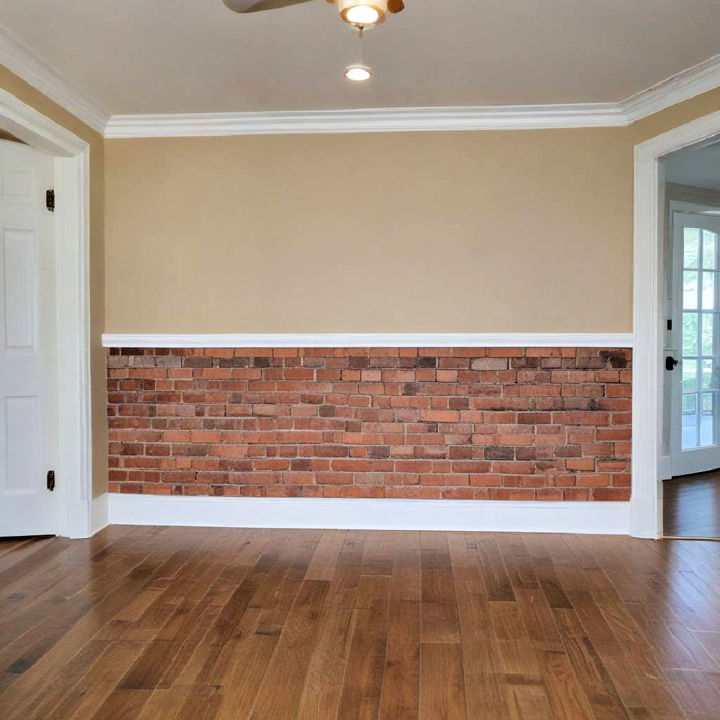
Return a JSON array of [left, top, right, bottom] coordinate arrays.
[[107, 347, 632, 502]]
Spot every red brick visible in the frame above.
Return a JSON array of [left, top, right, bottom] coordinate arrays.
[[591, 488, 630, 501], [108, 346, 632, 503], [420, 410, 460, 423]]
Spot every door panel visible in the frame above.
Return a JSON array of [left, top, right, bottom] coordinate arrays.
[[0, 141, 58, 537], [671, 211, 720, 476], [5, 396, 41, 493], [3, 228, 36, 349]]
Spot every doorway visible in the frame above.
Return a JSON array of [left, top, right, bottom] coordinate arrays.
[[0, 89, 92, 538], [661, 137, 720, 538], [0, 139, 59, 536]]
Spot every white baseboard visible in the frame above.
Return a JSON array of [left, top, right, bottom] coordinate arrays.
[[60, 495, 108, 539], [91, 493, 109, 536], [659, 455, 672, 481], [107, 493, 631, 535], [630, 496, 661, 539]]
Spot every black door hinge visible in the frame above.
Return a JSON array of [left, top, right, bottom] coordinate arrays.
[[47, 470, 55, 491], [46, 189, 55, 212]]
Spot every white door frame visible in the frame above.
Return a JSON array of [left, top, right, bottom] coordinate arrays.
[[634, 108, 720, 538], [0, 89, 92, 538]]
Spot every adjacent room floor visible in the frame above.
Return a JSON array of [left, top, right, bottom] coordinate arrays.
[[1, 527, 719, 720], [664, 471, 720, 538]]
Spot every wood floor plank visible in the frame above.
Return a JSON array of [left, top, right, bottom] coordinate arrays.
[[248, 579, 330, 720], [296, 605, 354, 720], [419, 642, 466, 720], [420, 532, 460, 644], [2, 528, 720, 720], [212, 531, 323, 719], [378, 532, 421, 720], [553, 607, 633, 720], [498, 538, 595, 720], [470, 534, 516, 602], [334, 538, 392, 720], [448, 533, 511, 719]]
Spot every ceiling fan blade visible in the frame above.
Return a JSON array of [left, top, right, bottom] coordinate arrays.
[[223, 0, 314, 13], [387, 0, 405, 13]]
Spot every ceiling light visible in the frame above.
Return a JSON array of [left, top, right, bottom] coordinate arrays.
[[344, 64, 372, 81], [338, 0, 387, 28], [346, 5, 379, 25]]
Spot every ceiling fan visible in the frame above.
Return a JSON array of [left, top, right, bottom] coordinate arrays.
[[223, 0, 406, 30]]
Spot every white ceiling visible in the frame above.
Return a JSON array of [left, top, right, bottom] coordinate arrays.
[[666, 141, 720, 191], [3, 0, 720, 115]]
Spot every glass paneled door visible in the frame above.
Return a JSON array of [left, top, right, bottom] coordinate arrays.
[[670, 210, 720, 476]]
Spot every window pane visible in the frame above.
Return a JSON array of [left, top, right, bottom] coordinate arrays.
[[702, 359, 716, 389], [684, 270, 699, 309], [703, 272, 716, 310], [700, 393, 715, 447], [682, 393, 699, 450], [702, 313, 716, 356], [683, 312, 698, 356], [685, 227, 701, 268], [683, 360, 698, 391], [705, 231, 718, 269]]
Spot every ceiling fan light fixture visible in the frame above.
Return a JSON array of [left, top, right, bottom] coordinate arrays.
[[338, 0, 386, 27], [344, 64, 372, 81]]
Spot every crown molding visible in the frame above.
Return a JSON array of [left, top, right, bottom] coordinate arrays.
[[101, 53, 720, 138], [0, 24, 109, 134], [103, 103, 628, 138], [622, 52, 720, 124], [2, 14, 720, 140], [102, 51, 720, 138], [101, 332, 634, 348]]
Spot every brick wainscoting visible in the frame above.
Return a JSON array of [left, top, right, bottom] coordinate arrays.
[[107, 347, 632, 501]]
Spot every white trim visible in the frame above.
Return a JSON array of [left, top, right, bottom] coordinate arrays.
[[107, 493, 631, 535], [0, 89, 85, 156], [0, 89, 93, 539], [659, 455, 672, 481], [623, 53, 720, 124], [633, 108, 720, 539], [104, 103, 627, 138], [0, 25, 109, 134], [92, 494, 109, 535], [101, 332, 633, 349]]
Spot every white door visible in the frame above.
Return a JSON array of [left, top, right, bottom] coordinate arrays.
[[0, 140, 59, 536], [670, 209, 720, 477]]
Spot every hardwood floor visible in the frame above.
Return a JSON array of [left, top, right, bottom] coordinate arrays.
[[664, 472, 720, 537], [1, 527, 720, 719]]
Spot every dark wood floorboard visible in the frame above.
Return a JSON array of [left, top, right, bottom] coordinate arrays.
[[664, 472, 720, 538], [0, 528, 719, 720]]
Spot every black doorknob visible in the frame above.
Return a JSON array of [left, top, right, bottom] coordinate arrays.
[[665, 356, 680, 371]]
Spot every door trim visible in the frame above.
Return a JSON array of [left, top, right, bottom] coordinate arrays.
[[634, 108, 720, 538], [0, 89, 92, 538]]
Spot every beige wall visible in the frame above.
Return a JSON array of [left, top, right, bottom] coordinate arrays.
[[105, 129, 634, 333], [104, 88, 720, 336], [0, 66, 107, 497]]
